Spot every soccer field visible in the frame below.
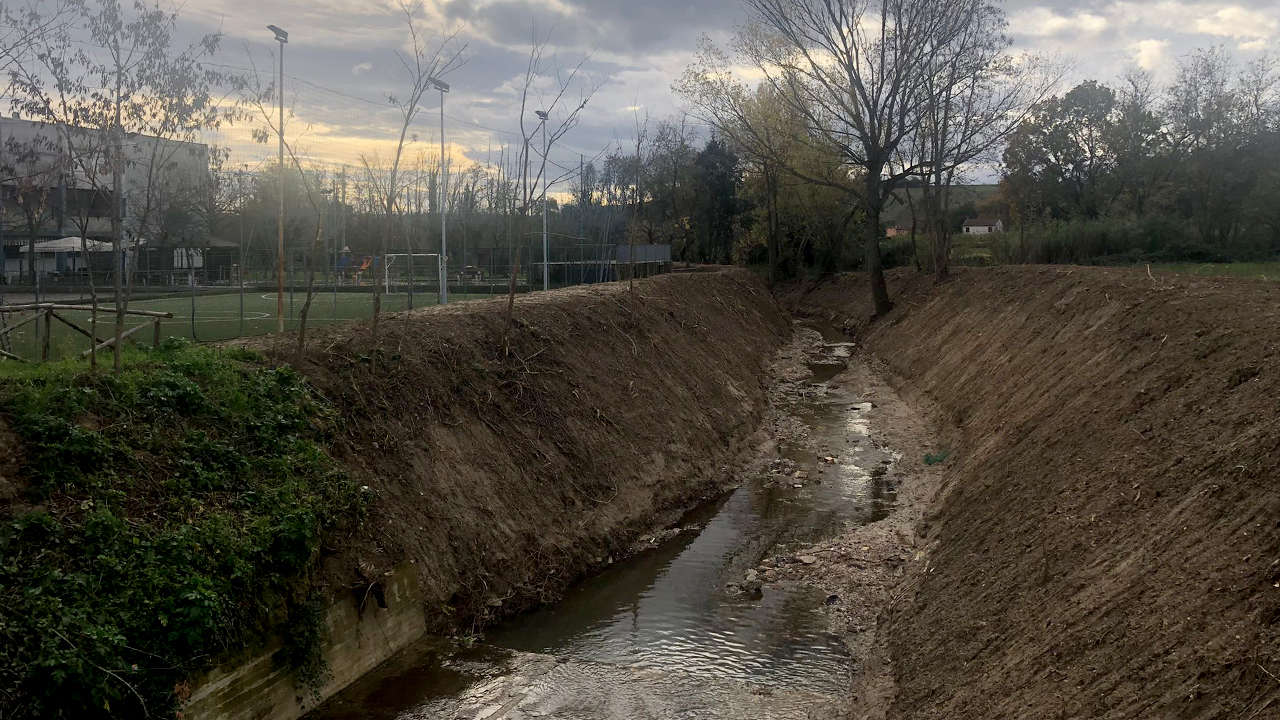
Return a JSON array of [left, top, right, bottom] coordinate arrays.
[[0, 289, 496, 361]]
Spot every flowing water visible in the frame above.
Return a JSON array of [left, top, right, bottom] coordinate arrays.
[[308, 323, 898, 719]]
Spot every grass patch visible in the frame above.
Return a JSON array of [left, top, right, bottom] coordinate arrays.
[[0, 339, 367, 717], [0, 290, 501, 362], [924, 451, 952, 466]]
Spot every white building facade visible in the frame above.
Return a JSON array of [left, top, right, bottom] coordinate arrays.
[[1, 115, 211, 285]]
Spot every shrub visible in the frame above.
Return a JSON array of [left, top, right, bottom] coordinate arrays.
[[988, 215, 1260, 266], [0, 342, 366, 718]]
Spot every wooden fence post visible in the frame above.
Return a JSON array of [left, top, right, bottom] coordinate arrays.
[[153, 318, 161, 350], [41, 310, 51, 362]]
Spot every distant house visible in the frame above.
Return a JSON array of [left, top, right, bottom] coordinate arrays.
[[962, 218, 1003, 235], [885, 225, 911, 238], [17, 234, 237, 286], [18, 236, 129, 282], [136, 235, 240, 286]]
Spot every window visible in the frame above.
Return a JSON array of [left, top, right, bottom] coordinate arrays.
[[65, 188, 113, 217], [174, 248, 204, 269]]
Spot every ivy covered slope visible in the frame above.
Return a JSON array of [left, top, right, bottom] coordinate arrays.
[[0, 339, 367, 718]]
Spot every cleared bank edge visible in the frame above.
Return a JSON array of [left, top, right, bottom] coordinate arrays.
[[179, 270, 790, 720]]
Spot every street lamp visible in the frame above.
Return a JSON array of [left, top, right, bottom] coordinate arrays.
[[268, 24, 288, 333], [535, 110, 548, 291], [432, 77, 450, 305]]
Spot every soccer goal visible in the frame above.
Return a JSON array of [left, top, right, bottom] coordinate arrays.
[[383, 253, 439, 294]]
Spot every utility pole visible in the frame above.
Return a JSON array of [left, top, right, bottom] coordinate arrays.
[[238, 168, 246, 338], [536, 110, 549, 291], [579, 153, 585, 286], [432, 78, 450, 305], [331, 177, 338, 318], [339, 166, 346, 318], [269, 25, 288, 333], [0, 121, 5, 298]]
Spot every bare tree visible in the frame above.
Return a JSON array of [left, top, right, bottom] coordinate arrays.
[[904, 0, 1062, 278], [629, 108, 649, 293], [365, 0, 464, 345], [682, 0, 957, 314], [9, 0, 229, 370], [502, 27, 603, 351], [237, 49, 331, 358]]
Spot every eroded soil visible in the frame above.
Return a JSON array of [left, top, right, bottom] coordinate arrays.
[[306, 321, 944, 719], [784, 267, 1280, 720]]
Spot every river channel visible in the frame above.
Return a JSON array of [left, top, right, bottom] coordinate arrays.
[[307, 323, 898, 719]]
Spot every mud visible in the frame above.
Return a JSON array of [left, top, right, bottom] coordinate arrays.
[[783, 267, 1280, 720], [265, 271, 791, 638], [305, 320, 941, 719]]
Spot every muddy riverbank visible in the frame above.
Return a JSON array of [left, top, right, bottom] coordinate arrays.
[[784, 267, 1280, 720], [174, 271, 792, 720], [304, 320, 943, 719]]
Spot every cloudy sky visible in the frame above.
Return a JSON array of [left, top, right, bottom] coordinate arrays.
[[174, 0, 1280, 173]]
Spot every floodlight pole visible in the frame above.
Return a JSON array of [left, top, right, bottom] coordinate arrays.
[[434, 79, 450, 305], [268, 24, 288, 333]]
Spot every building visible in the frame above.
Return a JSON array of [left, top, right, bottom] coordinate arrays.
[[962, 218, 1004, 235], [0, 114, 221, 286], [886, 225, 912, 238]]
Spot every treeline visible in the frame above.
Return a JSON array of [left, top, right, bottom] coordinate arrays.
[[990, 48, 1280, 264], [675, 0, 1063, 313]]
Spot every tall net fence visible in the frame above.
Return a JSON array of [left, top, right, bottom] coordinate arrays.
[[0, 60, 671, 361]]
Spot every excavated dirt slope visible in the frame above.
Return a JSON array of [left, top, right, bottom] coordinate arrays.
[[784, 266, 1280, 720], [271, 270, 789, 630]]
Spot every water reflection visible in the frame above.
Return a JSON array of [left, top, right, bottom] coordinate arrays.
[[306, 324, 898, 717], [484, 325, 893, 695]]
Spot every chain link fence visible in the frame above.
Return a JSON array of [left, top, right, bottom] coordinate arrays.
[[1, 62, 672, 361]]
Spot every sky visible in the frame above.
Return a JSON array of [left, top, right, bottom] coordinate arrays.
[[170, 0, 1280, 175]]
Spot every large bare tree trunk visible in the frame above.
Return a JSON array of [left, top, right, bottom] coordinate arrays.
[[765, 164, 778, 287], [864, 171, 891, 316], [865, 207, 891, 316]]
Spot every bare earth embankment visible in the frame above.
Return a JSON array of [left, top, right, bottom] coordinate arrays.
[[0, 270, 790, 719], [285, 270, 789, 630], [785, 266, 1280, 720]]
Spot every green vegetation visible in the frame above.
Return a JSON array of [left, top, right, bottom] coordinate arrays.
[[1, 290, 496, 362], [0, 340, 366, 717], [984, 216, 1236, 266], [996, 59, 1280, 267]]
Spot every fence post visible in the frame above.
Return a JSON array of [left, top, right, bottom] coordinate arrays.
[[41, 309, 51, 362], [153, 318, 161, 350]]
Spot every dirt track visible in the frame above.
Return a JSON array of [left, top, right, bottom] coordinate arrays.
[[784, 266, 1280, 720]]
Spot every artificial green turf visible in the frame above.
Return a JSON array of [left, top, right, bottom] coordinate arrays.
[[0, 289, 500, 361]]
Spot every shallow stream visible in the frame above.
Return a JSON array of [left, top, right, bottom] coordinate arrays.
[[308, 323, 897, 718]]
